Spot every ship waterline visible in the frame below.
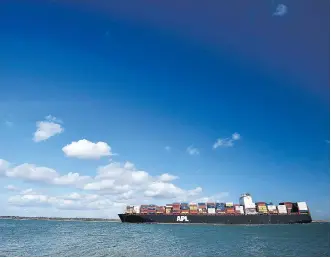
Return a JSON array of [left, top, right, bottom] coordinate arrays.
[[118, 213, 312, 224]]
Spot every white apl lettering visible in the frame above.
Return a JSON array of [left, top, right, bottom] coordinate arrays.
[[176, 216, 189, 222]]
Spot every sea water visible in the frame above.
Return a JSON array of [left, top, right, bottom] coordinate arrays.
[[0, 219, 329, 257]]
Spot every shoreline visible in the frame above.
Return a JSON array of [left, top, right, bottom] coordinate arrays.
[[0, 216, 120, 223]]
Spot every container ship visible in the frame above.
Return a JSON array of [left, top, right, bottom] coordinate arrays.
[[118, 193, 312, 224]]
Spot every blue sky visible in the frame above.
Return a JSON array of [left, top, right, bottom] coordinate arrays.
[[0, 0, 329, 219]]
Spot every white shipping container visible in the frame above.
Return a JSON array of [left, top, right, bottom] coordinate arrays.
[[297, 202, 308, 211], [235, 206, 241, 210], [208, 208, 216, 214], [239, 206, 244, 214], [267, 205, 277, 211], [133, 206, 140, 213], [277, 205, 287, 214]]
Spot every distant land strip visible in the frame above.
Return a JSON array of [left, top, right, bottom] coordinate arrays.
[[0, 216, 120, 222]]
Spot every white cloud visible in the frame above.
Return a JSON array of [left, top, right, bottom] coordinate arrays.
[[85, 161, 202, 201], [45, 115, 62, 123], [96, 162, 130, 180], [3, 162, 90, 187], [213, 132, 241, 149], [273, 4, 288, 17], [84, 179, 116, 191], [20, 188, 38, 195], [213, 139, 233, 148], [5, 185, 19, 191], [62, 139, 112, 159], [8, 189, 126, 216], [194, 192, 229, 203], [187, 187, 203, 197], [144, 182, 201, 200], [9, 193, 50, 207], [232, 132, 240, 141], [33, 115, 64, 142], [66, 192, 82, 200], [53, 172, 92, 186], [144, 182, 184, 198], [158, 173, 178, 182], [186, 146, 200, 156], [6, 163, 58, 183], [131, 171, 149, 184], [0, 159, 10, 175], [124, 161, 135, 170]]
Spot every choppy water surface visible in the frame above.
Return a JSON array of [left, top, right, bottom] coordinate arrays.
[[0, 220, 329, 257]]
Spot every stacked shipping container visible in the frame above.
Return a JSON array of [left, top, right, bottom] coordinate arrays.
[[128, 200, 310, 216], [140, 205, 148, 214], [172, 203, 181, 215], [181, 203, 190, 215], [148, 204, 156, 214], [267, 205, 278, 214], [277, 205, 287, 214], [156, 206, 165, 214], [297, 202, 309, 214], [280, 202, 293, 214], [165, 204, 173, 214], [189, 203, 198, 214], [243, 202, 257, 215], [226, 202, 235, 214], [216, 203, 226, 214], [207, 202, 216, 214], [256, 202, 268, 214], [198, 203, 207, 214]]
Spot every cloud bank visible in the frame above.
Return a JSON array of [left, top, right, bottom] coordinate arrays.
[[1, 157, 206, 218]]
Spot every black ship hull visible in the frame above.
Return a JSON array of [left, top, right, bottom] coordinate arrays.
[[118, 214, 312, 225]]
